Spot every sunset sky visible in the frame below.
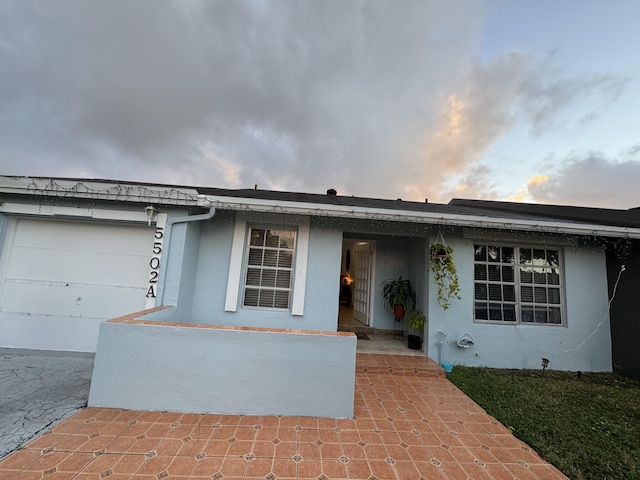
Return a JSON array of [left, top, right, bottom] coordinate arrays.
[[1, 1, 638, 208]]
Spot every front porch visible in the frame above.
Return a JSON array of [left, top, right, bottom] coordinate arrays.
[[2, 352, 567, 479], [88, 304, 428, 423], [339, 305, 425, 356], [338, 232, 430, 357]]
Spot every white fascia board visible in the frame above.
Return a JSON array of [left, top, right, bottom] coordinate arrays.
[[0, 176, 204, 207], [0, 202, 151, 223], [204, 195, 640, 239]]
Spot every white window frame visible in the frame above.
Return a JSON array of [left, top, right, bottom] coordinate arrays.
[[225, 213, 309, 315], [473, 244, 565, 326], [242, 226, 296, 310]]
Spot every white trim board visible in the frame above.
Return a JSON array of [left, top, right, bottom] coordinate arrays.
[[0, 203, 152, 223], [224, 214, 247, 312]]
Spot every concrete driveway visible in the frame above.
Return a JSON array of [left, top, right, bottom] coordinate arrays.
[[0, 348, 94, 459]]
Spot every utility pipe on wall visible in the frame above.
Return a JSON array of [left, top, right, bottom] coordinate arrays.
[[156, 202, 216, 305], [437, 331, 446, 364]]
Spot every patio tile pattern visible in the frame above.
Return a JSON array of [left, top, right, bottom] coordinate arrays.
[[0, 353, 567, 479]]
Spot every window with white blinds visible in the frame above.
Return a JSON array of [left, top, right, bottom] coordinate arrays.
[[243, 228, 296, 310], [474, 244, 563, 325]]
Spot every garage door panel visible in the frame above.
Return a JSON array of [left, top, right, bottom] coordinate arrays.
[[0, 217, 158, 351], [14, 219, 154, 255], [7, 246, 149, 287], [1, 280, 147, 318]]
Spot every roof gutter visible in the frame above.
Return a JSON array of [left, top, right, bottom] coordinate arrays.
[[203, 194, 640, 239]]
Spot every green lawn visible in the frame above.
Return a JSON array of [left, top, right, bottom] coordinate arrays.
[[447, 367, 640, 480]]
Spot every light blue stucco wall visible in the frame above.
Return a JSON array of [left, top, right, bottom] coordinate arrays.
[[173, 221, 203, 320], [407, 237, 428, 312], [89, 320, 356, 417], [187, 213, 343, 331], [427, 235, 613, 372], [156, 210, 612, 372], [155, 211, 206, 319], [408, 237, 428, 350], [183, 210, 234, 320], [304, 219, 344, 330], [163, 212, 430, 333]]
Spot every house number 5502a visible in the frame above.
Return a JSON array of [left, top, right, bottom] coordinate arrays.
[[146, 227, 164, 298]]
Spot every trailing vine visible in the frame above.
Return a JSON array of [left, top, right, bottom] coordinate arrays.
[[430, 243, 461, 310]]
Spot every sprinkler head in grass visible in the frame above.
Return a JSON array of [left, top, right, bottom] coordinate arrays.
[[541, 358, 550, 376]]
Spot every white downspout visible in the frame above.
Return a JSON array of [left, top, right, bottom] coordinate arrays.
[[156, 203, 216, 305]]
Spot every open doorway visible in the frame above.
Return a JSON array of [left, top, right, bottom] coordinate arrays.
[[338, 239, 374, 330]]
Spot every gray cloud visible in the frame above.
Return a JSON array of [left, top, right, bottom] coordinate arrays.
[[0, 0, 488, 196], [414, 50, 628, 201], [519, 60, 627, 136], [442, 165, 501, 201], [0, 1, 631, 205], [527, 148, 640, 208]]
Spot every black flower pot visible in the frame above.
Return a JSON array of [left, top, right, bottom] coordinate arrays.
[[407, 334, 422, 350]]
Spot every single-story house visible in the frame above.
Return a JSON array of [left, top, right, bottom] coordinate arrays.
[[1, 176, 638, 415]]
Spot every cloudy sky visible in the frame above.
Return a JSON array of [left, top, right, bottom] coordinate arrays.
[[1, 1, 639, 208]]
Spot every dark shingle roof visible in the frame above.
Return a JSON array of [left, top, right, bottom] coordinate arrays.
[[6, 176, 639, 230], [449, 199, 640, 229], [197, 187, 561, 222]]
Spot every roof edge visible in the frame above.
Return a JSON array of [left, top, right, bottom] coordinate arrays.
[[449, 198, 640, 229], [205, 193, 640, 239], [0, 176, 204, 207]]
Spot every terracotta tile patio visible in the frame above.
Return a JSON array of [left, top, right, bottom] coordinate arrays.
[[0, 353, 567, 479]]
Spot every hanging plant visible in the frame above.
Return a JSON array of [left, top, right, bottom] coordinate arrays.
[[430, 243, 460, 310]]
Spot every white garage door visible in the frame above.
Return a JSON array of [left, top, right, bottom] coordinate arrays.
[[0, 217, 155, 352]]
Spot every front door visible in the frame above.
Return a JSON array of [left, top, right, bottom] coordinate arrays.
[[352, 242, 372, 325]]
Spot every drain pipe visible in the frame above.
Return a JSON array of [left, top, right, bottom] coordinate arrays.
[[156, 199, 216, 305]]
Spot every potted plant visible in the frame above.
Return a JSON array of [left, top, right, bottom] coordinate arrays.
[[430, 243, 460, 310], [405, 308, 426, 350], [381, 276, 416, 319]]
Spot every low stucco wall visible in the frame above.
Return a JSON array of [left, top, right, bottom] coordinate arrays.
[[88, 310, 357, 418]]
